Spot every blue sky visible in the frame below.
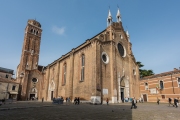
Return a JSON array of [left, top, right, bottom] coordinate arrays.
[[0, 0, 180, 75]]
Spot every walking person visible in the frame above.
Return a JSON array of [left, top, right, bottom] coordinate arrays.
[[77, 97, 80, 105], [67, 97, 70, 105], [74, 97, 77, 105], [168, 98, 173, 106], [131, 97, 137, 109], [139, 97, 141, 103], [66, 97, 68, 105], [42, 97, 44, 103], [106, 98, 109, 105], [174, 98, 178, 108], [157, 97, 160, 105]]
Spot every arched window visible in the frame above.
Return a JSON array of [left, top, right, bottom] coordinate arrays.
[[36, 31, 38, 35], [81, 54, 85, 81], [160, 80, 164, 89], [30, 29, 33, 33], [62, 63, 67, 85]]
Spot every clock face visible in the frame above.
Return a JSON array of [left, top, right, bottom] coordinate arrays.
[[117, 43, 125, 57]]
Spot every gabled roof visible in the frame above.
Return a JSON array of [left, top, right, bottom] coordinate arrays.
[[0, 67, 14, 75]]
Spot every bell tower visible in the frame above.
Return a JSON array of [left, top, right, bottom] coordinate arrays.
[[20, 20, 42, 71], [17, 19, 42, 100]]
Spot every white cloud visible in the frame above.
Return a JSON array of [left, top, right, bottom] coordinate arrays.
[[52, 26, 65, 35]]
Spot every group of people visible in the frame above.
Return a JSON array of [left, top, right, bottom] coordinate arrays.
[[74, 97, 80, 105], [168, 97, 179, 108]]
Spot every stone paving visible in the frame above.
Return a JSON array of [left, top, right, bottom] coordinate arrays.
[[0, 101, 180, 120]]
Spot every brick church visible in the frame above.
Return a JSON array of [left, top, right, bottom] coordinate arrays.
[[16, 8, 140, 103]]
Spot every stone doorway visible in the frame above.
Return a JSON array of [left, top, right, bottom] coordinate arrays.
[[120, 76, 129, 100], [51, 91, 54, 100], [120, 88, 124, 101], [143, 94, 147, 102]]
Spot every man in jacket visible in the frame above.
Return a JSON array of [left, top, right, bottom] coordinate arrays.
[[131, 97, 137, 109]]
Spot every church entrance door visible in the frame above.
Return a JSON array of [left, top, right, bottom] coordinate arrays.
[[30, 94, 35, 100], [121, 88, 124, 101], [51, 91, 54, 100]]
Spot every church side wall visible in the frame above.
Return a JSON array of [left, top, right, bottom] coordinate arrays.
[[72, 43, 95, 101]]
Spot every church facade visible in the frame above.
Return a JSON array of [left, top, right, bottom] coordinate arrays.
[[16, 9, 140, 103]]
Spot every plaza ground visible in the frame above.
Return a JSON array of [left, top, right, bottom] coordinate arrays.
[[0, 101, 180, 120]]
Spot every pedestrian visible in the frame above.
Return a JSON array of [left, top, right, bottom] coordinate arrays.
[[74, 97, 77, 105], [139, 97, 141, 103], [77, 97, 80, 105], [131, 97, 137, 109], [67, 97, 70, 105], [42, 97, 44, 103], [174, 98, 178, 108], [177, 97, 179, 107], [66, 97, 68, 104], [168, 98, 173, 106], [157, 97, 160, 105], [106, 98, 109, 105], [141, 97, 144, 103]]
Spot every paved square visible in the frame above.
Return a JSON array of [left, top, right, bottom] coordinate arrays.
[[0, 102, 179, 120]]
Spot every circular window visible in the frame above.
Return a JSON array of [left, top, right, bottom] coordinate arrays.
[[117, 43, 126, 57], [32, 78, 38, 83], [101, 52, 109, 64]]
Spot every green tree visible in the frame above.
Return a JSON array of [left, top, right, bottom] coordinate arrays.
[[136, 61, 154, 78]]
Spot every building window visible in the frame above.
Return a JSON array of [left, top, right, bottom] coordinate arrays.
[[101, 52, 109, 64], [178, 78, 180, 87], [117, 43, 126, 57], [12, 86, 16, 90], [145, 82, 148, 90], [81, 54, 85, 81], [32, 78, 38, 83], [62, 63, 66, 85], [161, 95, 165, 99], [160, 81, 164, 89], [5, 74, 9, 78]]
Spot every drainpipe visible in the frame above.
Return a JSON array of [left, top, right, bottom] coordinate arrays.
[[171, 74, 175, 94]]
